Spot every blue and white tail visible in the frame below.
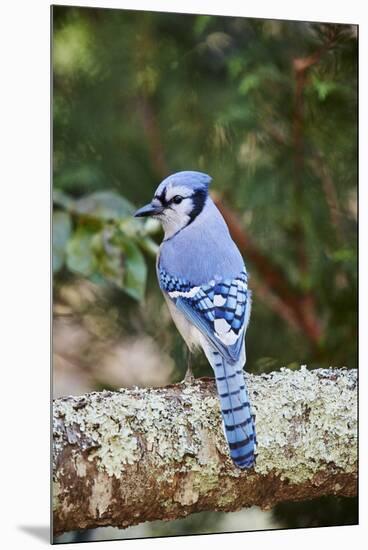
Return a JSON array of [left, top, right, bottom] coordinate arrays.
[[211, 350, 256, 468]]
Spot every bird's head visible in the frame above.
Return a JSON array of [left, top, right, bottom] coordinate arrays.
[[134, 171, 212, 239]]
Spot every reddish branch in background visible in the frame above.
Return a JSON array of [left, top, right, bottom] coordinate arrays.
[[137, 95, 168, 179], [286, 35, 339, 347]]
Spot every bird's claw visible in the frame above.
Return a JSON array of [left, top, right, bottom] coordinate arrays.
[[182, 368, 195, 385]]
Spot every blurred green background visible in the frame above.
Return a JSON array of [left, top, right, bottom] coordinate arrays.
[[52, 5, 358, 543]]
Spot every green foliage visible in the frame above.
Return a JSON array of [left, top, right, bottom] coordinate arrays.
[[53, 211, 72, 272], [53, 188, 158, 300], [66, 225, 96, 276], [71, 191, 135, 220]]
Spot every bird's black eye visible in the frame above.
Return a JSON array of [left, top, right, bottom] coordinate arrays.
[[172, 195, 183, 204]]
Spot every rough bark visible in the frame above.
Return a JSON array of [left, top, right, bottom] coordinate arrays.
[[53, 367, 357, 536]]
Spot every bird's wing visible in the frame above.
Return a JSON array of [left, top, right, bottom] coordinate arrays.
[[159, 267, 251, 365]]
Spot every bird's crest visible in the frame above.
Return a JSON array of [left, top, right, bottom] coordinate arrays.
[[155, 171, 212, 198]]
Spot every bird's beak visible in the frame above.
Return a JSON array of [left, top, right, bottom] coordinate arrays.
[[133, 202, 164, 218]]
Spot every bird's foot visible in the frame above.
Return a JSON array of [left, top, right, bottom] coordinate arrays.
[[182, 366, 195, 385], [182, 349, 195, 384]]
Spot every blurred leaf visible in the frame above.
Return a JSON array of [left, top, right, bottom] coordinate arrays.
[[92, 227, 125, 288], [73, 191, 135, 220], [138, 236, 160, 257], [113, 234, 147, 301], [88, 272, 109, 286], [53, 211, 72, 272], [238, 74, 261, 95], [311, 75, 339, 101], [90, 226, 148, 299], [329, 248, 355, 263], [205, 32, 232, 55], [117, 216, 161, 258], [66, 226, 96, 276], [119, 217, 146, 238], [228, 57, 244, 79], [194, 15, 212, 36], [53, 189, 75, 210], [123, 240, 147, 301], [54, 165, 104, 192], [141, 217, 161, 235], [53, 18, 99, 78]]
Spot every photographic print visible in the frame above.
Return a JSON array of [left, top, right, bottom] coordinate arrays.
[[52, 4, 358, 544]]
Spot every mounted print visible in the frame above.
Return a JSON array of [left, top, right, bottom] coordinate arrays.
[[52, 4, 358, 544]]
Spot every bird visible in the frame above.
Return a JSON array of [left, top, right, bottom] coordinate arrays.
[[134, 170, 256, 469]]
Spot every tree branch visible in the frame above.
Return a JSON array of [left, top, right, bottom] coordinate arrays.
[[53, 367, 357, 536]]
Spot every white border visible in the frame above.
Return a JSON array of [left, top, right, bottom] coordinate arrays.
[[1, 1, 366, 549]]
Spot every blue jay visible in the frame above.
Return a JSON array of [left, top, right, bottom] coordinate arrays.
[[134, 171, 255, 469]]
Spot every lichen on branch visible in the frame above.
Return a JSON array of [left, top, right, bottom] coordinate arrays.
[[53, 366, 357, 536]]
